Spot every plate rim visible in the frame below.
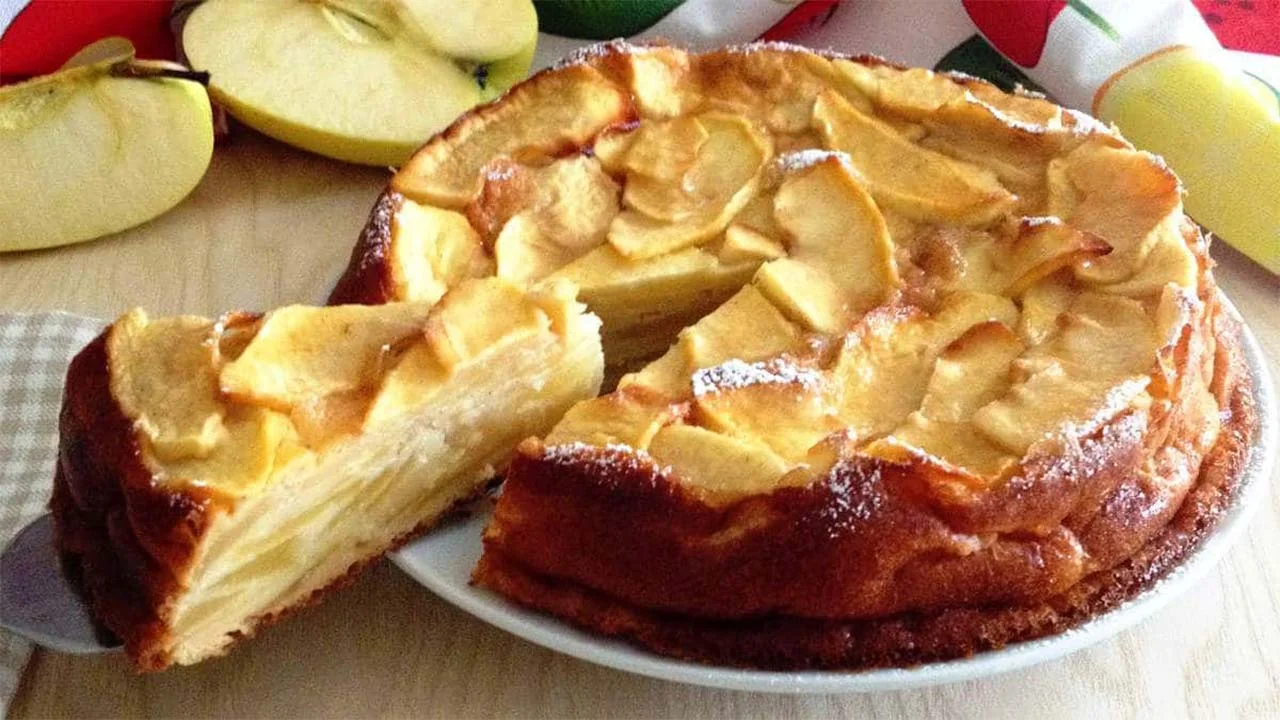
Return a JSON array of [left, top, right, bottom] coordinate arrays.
[[392, 294, 1277, 694]]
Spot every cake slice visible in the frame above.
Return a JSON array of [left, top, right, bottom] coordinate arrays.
[[51, 278, 602, 668]]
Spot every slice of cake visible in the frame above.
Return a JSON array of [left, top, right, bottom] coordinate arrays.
[[51, 278, 601, 668]]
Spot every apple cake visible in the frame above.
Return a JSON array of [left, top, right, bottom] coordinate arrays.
[[334, 42, 1257, 668], [52, 279, 602, 668]]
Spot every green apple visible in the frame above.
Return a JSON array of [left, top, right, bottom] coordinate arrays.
[[0, 39, 214, 253], [182, 0, 538, 167]]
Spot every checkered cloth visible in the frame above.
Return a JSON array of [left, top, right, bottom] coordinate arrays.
[[0, 312, 103, 715]]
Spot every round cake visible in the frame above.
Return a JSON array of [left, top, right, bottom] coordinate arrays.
[[334, 42, 1257, 669]]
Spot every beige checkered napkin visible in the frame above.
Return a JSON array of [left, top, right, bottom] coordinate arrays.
[[0, 312, 103, 714]]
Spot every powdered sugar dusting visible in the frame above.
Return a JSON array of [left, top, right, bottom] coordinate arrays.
[[544, 440, 647, 460], [774, 150, 854, 177], [542, 440, 672, 473], [964, 96, 1051, 135], [1062, 108, 1114, 138], [1019, 215, 1066, 230], [692, 358, 823, 397], [815, 463, 885, 538], [484, 164, 517, 182], [552, 39, 660, 70]]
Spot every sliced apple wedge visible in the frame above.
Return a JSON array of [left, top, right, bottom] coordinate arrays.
[[930, 291, 1020, 341], [831, 307, 934, 441], [362, 342, 448, 428], [918, 322, 1025, 422], [692, 358, 835, 461], [753, 258, 846, 334], [220, 303, 437, 411], [0, 40, 213, 252], [619, 348, 692, 399], [918, 218, 1109, 298], [1095, 224, 1200, 297], [395, 63, 631, 206], [1018, 273, 1076, 345], [592, 126, 639, 173], [610, 113, 771, 259], [720, 225, 787, 265], [648, 424, 791, 501], [812, 89, 1015, 226], [1046, 140, 1183, 284], [832, 293, 1018, 440], [495, 213, 576, 284], [835, 63, 963, 120], [995, 218, 1111, 295], [476, 156, 619, 284], [973, 364, 1151, 455], [545, 391, 676, 450], [160, 406, 297, 494], [530, 156, 621, 252], [109, 310, 226, 462], [919, 96, 1070, 190], [678, 286, 805, 371], [868, 415, 1017, 480], [1026, 293, 1160, 380], [467, 154, 619, 251], [730, 193, 784, 238], [593, 44, 699, 119], [549, 244, 760, 330], [424, 279, 551, 371], [389, 199, 488, 303], [622, 115, 708, 182], [773, 154, 899, 314], [375, 0, 536, 62], [879, 318, 1026, 479]]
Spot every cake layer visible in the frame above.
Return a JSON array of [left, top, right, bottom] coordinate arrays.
[[52, 279, 603, 668]]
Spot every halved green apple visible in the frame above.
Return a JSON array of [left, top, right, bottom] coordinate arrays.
[[182, 0, 538, 167], [0, 39, 213, 252]]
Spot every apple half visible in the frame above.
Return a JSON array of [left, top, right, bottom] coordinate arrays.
[[183, 0, 538, 167], [0, 39, 214, 253]]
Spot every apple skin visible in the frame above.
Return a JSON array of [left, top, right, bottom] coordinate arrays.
[[0, 66, 214, 253]]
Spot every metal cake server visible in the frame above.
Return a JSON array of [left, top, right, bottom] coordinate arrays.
[[0, 513, 120, 654]]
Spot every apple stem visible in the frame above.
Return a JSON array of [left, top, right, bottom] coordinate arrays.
[[112, 64, 211, 86]]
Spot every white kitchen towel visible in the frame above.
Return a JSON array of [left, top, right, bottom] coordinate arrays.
[[0, 312, 103, 715]]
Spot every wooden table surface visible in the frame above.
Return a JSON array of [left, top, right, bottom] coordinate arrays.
[[3, 131, 1277, 719]]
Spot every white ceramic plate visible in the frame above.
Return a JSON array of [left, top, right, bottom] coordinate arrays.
[[393, 298, 1277, 694]]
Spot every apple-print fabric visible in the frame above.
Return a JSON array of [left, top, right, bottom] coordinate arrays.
[[0, 312, 102, 714]]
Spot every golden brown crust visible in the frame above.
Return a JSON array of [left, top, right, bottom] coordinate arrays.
[[327, 190, 403, 306], [51, 329, 213, 670], [475, 313, 1256, 669]]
